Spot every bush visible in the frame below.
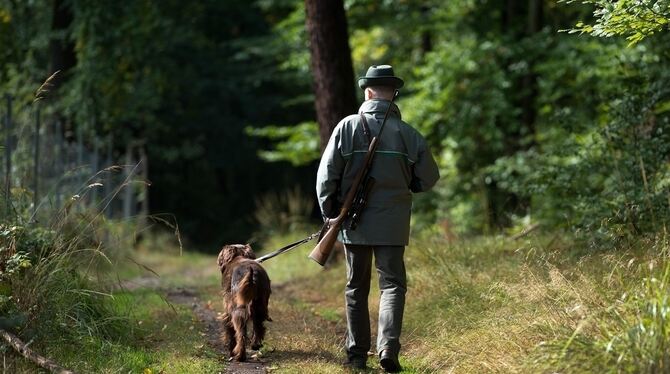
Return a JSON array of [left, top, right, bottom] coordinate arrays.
[[488, 34, 670, 243]]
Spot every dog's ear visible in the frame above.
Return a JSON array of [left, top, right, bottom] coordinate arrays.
[[217, 245, 238, 271], [243, 244, 256, 259], [217, 248, 227, 271]]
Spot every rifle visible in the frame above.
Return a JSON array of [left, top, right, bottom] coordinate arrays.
[[309, 90, 399, 266]]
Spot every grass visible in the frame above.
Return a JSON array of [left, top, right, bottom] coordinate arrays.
[[4, 225, 667, 373], [1, 227, 224, 373], [39, 288, 221, 373], [253, 230, 670, 373], [530, 237, 670, 373]]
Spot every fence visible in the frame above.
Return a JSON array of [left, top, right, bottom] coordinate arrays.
[[1, 93, 148, 227]]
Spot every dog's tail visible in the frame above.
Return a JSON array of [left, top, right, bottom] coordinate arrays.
[[234, 267, 256, 308]]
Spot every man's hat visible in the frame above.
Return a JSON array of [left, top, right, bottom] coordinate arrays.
[[358, 65, 404, 90]]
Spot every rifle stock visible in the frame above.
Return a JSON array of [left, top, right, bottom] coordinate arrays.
[[308, 214, 345, 265]]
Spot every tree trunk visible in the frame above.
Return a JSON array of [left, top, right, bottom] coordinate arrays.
[[49, 0, 76, 85], [304, 0, 357, 151], [485, 0, 543, 229], [420, 6, 433, 55]]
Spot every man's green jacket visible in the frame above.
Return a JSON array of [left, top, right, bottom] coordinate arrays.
[[316, 99, 440, 246]]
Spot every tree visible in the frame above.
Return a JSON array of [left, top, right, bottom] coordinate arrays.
[[49, 0, 75, 87], [304, 0, 358, 150], [569, 0, 670, 45]]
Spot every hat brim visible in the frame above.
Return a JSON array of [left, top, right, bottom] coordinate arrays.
[[358, 76, 404, 89]]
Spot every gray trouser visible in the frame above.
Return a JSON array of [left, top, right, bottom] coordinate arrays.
[[344, 244, 406, 360]]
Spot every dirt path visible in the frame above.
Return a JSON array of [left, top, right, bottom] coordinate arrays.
[[119, 251, 356, 373], [118, 275, 268, 373], [166, 287, 267, 374]]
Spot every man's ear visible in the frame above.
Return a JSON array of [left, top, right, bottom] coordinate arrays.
[[364, 87, 372, 100]]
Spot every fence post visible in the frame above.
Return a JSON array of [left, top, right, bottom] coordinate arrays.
[[138, 143, 149, 231], [55, 120, 63, 209], [123, 142, 133, 220], [4, 94, 12, 215], [76, 124, 83, 189], [91, 136, 99, 207], [104, 134, 113, 219], [33, 108, 40, 216]]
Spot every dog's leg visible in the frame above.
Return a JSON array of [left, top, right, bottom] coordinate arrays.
[[231, 307, 248, 361], [250, 300, 268, 350], [250, 318, 265, 350], [224, 323, 236, 357], [221, 312, 235, 358]]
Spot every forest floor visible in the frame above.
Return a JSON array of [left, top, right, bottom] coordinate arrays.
[[14, 229, 657, 373], [112, 238, 366, 374]]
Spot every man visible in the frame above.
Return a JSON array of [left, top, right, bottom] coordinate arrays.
[[316, 65, 440, 372]]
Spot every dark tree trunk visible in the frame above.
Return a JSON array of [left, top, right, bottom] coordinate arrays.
[[519, 0, 542, 145], [304, 0, 357, 152], [485, 0, 543, 229], [420, 6, 433, 55], [49, 0, 76, 87]]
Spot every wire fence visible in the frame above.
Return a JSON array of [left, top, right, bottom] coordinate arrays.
[[1, 93, 148, 228]]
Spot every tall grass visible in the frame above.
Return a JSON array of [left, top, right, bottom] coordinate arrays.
[[533, 238, 670, 373], [0, 165, 149, 371], [0, 222, 134, 356], [253, 185, 313, 239]]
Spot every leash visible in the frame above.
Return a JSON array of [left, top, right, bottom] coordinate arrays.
[[255, 230, 322, 263]]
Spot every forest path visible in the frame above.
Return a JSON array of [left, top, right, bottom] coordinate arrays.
[[119, 252, 266, 373], [118, 249, 360, 373], [165, 287, 266, 374]]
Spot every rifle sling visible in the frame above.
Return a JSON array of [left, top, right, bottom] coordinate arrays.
[[359, 113, 372, 145]]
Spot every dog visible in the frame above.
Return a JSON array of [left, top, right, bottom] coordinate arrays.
[[217, 244, 272, 361]]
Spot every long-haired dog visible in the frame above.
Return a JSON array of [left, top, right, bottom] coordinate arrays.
[[217, 244, 272, 361]]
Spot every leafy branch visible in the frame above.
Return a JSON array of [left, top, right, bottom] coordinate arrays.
[[564, 0, 669, 45]]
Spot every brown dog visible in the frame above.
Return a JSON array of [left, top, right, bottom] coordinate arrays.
[[217, 244, 272, 361]]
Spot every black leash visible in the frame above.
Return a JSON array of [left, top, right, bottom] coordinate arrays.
[[255, 230, 321, 263]]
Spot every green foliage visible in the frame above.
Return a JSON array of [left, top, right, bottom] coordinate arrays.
[[567, 0, 670, 45], [390, 1, 670, 238], [242, 1, 319, 167], [0, 218, 140, 372], [4, 0, 670, 246], [246, 122, 319, 165], [488, 35, 670, 241], [0, 0, 319, 246], [0, 226, 34, 279]]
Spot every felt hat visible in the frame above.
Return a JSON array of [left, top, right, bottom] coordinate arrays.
[[358, 65, 404, 89]]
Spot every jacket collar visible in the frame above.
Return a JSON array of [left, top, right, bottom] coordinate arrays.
[[358, 99, 401, 120]]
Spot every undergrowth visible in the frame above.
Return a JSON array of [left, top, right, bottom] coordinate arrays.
[[532, 235, 670, 373], [259, 229, 670, 373], [0, 218, 140, 372]]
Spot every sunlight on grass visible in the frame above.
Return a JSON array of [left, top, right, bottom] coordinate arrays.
[[255, 231, 670, 373], [259, 229, 325, 284], [56, 230, 670, 373]]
